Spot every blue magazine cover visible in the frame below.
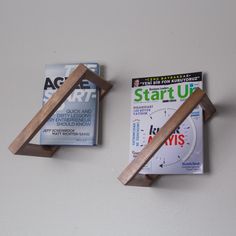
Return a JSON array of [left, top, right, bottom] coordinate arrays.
[[40, 63, 100, 145]]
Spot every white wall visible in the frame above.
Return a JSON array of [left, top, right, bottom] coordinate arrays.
[[1, 0, 236, 235]]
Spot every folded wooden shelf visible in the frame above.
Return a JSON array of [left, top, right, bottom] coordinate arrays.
[[118, 88, 216, 187], [9, 64, 112, 157]]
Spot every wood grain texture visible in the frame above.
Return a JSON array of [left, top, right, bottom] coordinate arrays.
[[17, 144, 59, 157], [118, 88, 216, 186], [201, 93, 216, 121], [126, 174, 160, 187], [9, 64, 112, 157]]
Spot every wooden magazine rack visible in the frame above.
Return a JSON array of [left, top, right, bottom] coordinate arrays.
[[9, 64, 112, 157], [118, 88, 216, 187]]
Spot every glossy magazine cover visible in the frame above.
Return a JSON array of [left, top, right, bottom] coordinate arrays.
[[40, 63, 99, 145], [129, 72, 203, 174]]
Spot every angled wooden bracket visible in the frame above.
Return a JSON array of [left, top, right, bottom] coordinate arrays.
[[118, 88, 216, 187], [9, 64, 112, 157]]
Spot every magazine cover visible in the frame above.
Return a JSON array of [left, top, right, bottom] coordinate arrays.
[[129, 72, 203, 174], [40, 63, 100, 145]]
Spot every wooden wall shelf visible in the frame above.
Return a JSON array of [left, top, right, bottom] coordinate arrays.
[[9, 64, 112, 157], [118, 88, 216, 187]]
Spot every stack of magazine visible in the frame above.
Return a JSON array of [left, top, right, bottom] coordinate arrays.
[[40, 63, 100, 146]]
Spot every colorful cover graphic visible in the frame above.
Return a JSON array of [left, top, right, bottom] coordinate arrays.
[[129, 72, 203, 174], [40, 63, 100, 145]]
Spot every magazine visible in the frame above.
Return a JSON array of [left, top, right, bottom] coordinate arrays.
[[40, 63, 100, 145], [129, 72, 203, 174]]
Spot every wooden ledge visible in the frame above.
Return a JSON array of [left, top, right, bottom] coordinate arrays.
[[9, 64, 112, 157], [118, 88, 216, 187]]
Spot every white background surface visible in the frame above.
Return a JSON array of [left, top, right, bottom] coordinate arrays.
[[1, 0, 236, 235]]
